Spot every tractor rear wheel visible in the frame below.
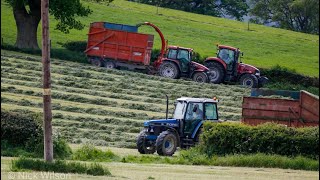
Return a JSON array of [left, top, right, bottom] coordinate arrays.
[[206, 62, 225, 84], [239, 74, 258, 88], [156, 131, 178, 156], [159, 62, 180, 79], [91, 58, 102, 67], [192, 72, 208, 83], [137, 130, 156, 154]]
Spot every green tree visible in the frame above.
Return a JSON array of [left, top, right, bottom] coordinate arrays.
[[135, 0, 249, 21], [5, 0, 113, 49], [249, 0, 319, 34]]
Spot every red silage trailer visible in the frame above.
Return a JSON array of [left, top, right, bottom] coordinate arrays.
[[85, 22, 154, 69]]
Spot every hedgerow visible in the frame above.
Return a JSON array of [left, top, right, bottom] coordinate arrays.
[[200, 122, 319, 159]]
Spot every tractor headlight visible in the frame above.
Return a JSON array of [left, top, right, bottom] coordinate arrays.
[[143, 121, 149, 127], [255, 70, 260, 76]]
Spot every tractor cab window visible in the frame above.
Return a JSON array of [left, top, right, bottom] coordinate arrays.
[[204, 103, 218, 120], [218, 49, 235, 65], [167, 49, 178, 59], [173, 101, 187, 119], [177, 49, 190, 62], [184, 102, 203, 134], [177, 49, 191, 73]]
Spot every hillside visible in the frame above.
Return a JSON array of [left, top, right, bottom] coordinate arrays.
[[1, 0, 319, 77], [1, 50, 249, 148]]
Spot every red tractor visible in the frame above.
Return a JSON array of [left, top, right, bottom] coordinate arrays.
[[137, 22, 209, 83], [204, 45, 268, 88]]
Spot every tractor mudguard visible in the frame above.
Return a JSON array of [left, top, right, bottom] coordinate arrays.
[[205, 58, 227, 70], [191, 121, 203, 139]]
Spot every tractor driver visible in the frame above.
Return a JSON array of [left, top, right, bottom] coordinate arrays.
[[219, 49, 235, 71], [192, 104, 203, 120], [177, 49, 190, 73], [185, 103, 203, 134]]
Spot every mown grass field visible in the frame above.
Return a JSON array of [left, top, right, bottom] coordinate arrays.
[[1, 50, 249, 148], [1, 0, 319, 77]]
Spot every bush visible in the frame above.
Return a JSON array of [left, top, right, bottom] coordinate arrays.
[[200, 122, 319, 159], [72, 143, 119, 162], [1, 109, 42, 146], [12, 157, 111, 176], [1, 109, 72, 159]]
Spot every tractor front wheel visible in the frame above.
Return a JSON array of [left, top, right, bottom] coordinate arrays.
[[137, 130, 156, 154], [159, 62, 180, 79], [192, 72, 208, 83], [239, 74, 258, 88], [156, 131, 178, 156]]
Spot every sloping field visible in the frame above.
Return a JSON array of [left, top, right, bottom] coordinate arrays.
[[1, 50, 249, 148], [1, 0, 319, 77]]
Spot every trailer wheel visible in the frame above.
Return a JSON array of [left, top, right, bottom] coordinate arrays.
[[192, 72, 208, 83], [206, 62, 225, 84], [239, 74, 258, 88], [159, 62, 180, 79], [137, 130, 156, 154], [104, 61, 116, 69], [156, 131, 178, 156], [91, 58, 102, 67]]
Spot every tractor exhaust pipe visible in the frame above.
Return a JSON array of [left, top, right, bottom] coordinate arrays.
[[165, 94, 168, 120]]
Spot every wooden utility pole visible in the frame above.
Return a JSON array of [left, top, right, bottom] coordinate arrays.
[[41, 0, 53, 162]]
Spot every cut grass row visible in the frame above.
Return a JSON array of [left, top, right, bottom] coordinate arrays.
[[1, 51, 247, 147], [1, 91, 241, 122], [1, 55, 249, 98], [1, 54, 247, 106], [1, 66, 246, 107], [1, 83, 242, 114]]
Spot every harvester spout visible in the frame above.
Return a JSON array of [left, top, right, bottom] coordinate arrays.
[[136, 22, 167, 67]]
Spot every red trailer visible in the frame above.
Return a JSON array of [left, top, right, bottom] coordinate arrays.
[[85, 22, 154, 70], [85, 21, 210, 83], [241, 90, 319, 128]]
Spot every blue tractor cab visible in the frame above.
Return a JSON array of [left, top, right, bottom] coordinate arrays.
[[137, 97, 220, 156]]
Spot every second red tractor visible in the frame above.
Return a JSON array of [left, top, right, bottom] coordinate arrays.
[[204, 45, 268, 88]]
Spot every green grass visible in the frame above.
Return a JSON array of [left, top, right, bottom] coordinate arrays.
[[119, 153, 319, 171], [72, 143, 120, 162], [11, 157, 111, 176], [3, 156, 318, 180], [64, 144, 320, 171], [1, 0, 319, 77]]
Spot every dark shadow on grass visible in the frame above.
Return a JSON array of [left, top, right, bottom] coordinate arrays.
[[1, 43, 87, 64]]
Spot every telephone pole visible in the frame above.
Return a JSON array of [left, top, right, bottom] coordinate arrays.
[[41, 0, 53, 162]]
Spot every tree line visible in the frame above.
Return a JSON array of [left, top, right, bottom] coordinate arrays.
[[131, 0, 319, 35]]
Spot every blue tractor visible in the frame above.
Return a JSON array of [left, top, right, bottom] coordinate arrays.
[[137, 97, 220, 156]]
